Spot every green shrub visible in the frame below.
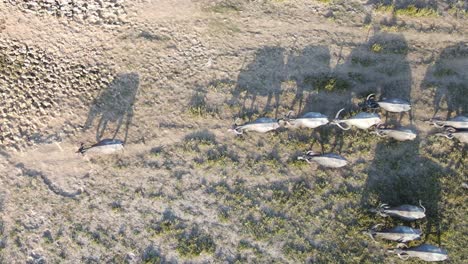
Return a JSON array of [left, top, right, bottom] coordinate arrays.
[[304, 74, 350, 92], [177, 227, 216, 257], [395, 5, 439, 17]]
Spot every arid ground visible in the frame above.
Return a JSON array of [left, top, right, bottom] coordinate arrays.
[[0, 0, 466, 263]]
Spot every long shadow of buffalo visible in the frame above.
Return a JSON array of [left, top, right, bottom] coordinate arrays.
[[230, 47, 286, 120], [83, 72, 140, 142], [422, 42, 467, 119], [360, 32, 446, 245]]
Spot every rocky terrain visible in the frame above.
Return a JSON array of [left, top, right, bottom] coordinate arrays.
[[0, 0, 466, 263], [4, 0, 128, 24]]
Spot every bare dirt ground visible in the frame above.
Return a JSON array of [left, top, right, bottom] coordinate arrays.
[[0, 0, 466, 263]]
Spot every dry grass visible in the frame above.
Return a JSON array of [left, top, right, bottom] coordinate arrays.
[[0, 0, 466, 263]]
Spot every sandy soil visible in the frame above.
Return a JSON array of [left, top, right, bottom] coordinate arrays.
[[0, 0, 466, 263]]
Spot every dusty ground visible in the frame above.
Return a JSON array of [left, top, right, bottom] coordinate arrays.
[[0, 0, 466, 263]]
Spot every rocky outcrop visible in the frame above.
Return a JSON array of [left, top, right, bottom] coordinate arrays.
[[3, 0, 128, 25], [0, 39, 113, 149]]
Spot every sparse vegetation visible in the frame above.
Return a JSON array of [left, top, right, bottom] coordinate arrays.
[[0, 0, 466, 263], [448, 7, 467, 18], [208, 1, 242, 13], [150, 209, 185, 235], [369, 39, 408, 55], [395, 5, 439, 17], [184, 130, 217, 145], [434, 67, 456, 77], [351, 55, 376, 67], [176, 227, 216, 257], [374, 4, 395, 14], [304, 74, 350, 92], [188, 90, 219, 117], [371, 43, 383, 53], [142, 245, 164, 264], [374, 4, 439, 17]]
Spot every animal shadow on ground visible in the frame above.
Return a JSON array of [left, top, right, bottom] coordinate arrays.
[[285, 44, 354, 153], [286, 45, 331, 114], [230, 46, 286, 119], [346, 32, 412, 124], [188, 79, 235, 118], [422, 42, 468, 119], [361, 138, 447, 243], [83, 73, 140, 142], [360, 32, 444, 243]]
